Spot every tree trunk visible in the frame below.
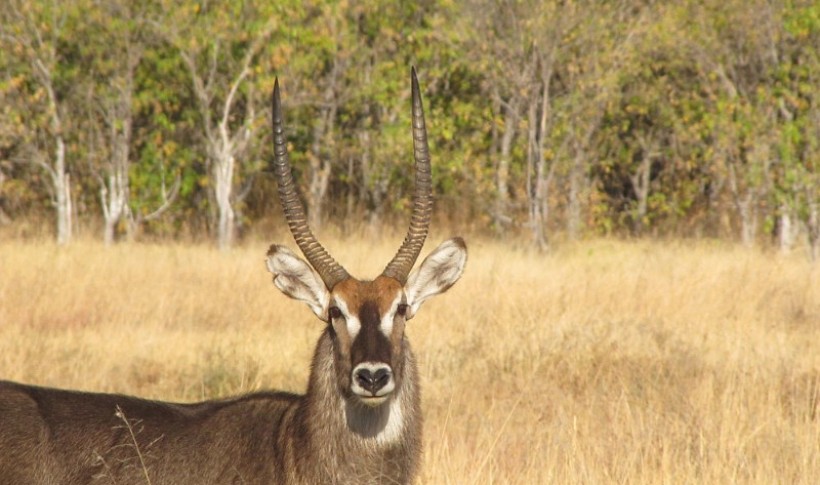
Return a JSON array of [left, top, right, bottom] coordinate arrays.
[[54, 136, 72, 246], [494, 98, 518, 235], [566, 110, 603, 241], [39, 61, 72, 246], [808, 199, 819, 262], [629, 134, 655, 236], [100, 120, 132, 246], [126, 172, 180, 241], [0, 165, 10, 226], [737, 194, 757, 248], [778, 205, 796, 254], [214, 149, 236, 251], [726, 154, 766, 248], [102, 176, 127, 246], [177, 36, 260, 251], [533, 101, 555, 250], [526, 79, 553, 251], [307, 97, 335, 231], [307, 157, 331, 231]]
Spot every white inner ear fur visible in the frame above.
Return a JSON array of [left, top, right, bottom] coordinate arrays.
[[404, 238, 467, 319], [266, 245, 329, 319]]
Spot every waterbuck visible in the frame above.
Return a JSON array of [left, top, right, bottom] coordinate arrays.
[[0, 68, 467, 485]]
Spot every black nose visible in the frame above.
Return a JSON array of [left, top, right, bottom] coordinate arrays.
[[355, 367, 391, 394]]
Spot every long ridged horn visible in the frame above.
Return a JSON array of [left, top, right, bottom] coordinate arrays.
[[382, 67, 433, 284], [271, 78, 349, 289]]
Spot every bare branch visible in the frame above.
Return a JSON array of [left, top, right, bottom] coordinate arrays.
[[141, 174, 181, 222]]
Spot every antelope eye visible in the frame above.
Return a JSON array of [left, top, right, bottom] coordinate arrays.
[[328, 307, 343, 320], [396, 303, 408, 317]]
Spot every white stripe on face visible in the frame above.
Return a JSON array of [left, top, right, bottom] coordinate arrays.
[[334, 297, 361, 339], [379, 292, 403, 337]]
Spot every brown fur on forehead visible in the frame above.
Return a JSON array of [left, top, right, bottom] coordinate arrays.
[[332, 275, 404, 313]]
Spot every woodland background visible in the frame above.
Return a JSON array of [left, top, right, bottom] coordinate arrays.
[[0, 0, 819, 256], [2, 2, 820, 482]]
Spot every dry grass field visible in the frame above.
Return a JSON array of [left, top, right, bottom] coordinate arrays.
[[1, 235, 819, 484]]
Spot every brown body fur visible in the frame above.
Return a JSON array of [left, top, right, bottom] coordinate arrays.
[[0, 328, 420, 485]]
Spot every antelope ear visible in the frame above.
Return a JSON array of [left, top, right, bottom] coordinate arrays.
[[404, 238, 467, 319], [266, 245, 329, 319]]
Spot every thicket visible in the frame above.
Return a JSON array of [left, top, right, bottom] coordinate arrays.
[[1, 0, 818, 256]]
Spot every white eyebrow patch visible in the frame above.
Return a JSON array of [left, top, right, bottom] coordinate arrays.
[[380, 292, 403, 337], [334, 297, 361, 339]]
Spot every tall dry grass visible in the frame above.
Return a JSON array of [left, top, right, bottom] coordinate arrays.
[[1, 236, 819, 484]]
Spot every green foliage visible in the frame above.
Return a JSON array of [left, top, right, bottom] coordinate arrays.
[[0, 0, 818, 248]]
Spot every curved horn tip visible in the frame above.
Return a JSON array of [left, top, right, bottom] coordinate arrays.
[[272, 78, 280, 107], [269, 76, 348, 288]]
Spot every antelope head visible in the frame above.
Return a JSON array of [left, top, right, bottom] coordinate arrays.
[[266, 69, 467, 408]]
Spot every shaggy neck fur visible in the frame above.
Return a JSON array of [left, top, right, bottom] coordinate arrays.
[[283, 330, 422, 485]]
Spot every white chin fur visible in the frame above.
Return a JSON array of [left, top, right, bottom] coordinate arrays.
[[356, 394, 390, 407]]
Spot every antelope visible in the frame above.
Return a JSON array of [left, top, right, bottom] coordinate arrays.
[[0, 68, 466, 485]]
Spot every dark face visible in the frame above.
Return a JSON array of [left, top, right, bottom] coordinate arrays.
[[327, 276, 408, 407]]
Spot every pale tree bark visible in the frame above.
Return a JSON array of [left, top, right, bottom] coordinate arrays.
[[734, 190, 759, 247], [494, 95, 519, 236], [715, 67, 770, 248], [794, 78, 820, 261], [97, 69, 137, 246], [526, 70, 557, 251], [176, 34, 266, 251], [777, 204, 798, 254], [775, 101, 798, 254], [0, 1, 73, 245], [462, 0, 543, 237], [126, 168, 181, 241], [725, 136, 772, 248], [93, 4, 142, 246], [210, 125, 239, 252], [525, 27, 567, 251], [36, 59, 72, 246], [153, 2, 274, 250], [689, 3, 782, 248], [778, 212, 794, 253], [566, 113, 608, 240], [629, 132, 659, 235], [100, 142, 129, 246], [725, 154, 762, 248]]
